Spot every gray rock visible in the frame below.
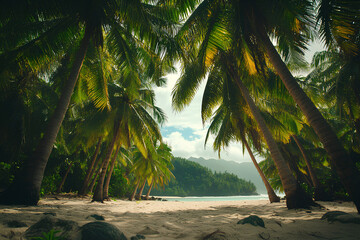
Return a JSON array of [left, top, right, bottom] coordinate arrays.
[[6, 220, 27, 228], [321, 211, 360, 224], [80, 222, 127, 240], [24, 216, 78, 240], [130, 235, 146, 240], [321, 211, 349, 222], [87, 214, 105, 221], [203, 230, 227, 240], [237, 215, 265, 228]]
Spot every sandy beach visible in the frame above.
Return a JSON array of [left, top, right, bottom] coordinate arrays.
[[1, 196, 359, 239]]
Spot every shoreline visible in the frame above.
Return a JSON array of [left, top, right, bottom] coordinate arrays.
[[1, 196, 359, 239]]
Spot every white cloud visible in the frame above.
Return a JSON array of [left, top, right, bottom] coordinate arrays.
[[154, 74, 252, 163]]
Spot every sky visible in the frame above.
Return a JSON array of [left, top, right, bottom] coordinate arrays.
[[153, 40, 325, 163]]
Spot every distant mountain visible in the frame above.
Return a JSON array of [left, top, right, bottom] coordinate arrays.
[[149, 157, 257, 196], [187, 157, 266, 194]]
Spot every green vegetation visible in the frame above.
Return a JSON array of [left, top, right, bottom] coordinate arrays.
[[0, 0, 359, 213], [150, 158, 257, 196]]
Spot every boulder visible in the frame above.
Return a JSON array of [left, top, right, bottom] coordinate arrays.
[[237, 215, 265, 228], [321, 211, 348, 222], [87, 214, 105, 221], [321, 211, 360, 224], [130, 234, 146, 240], [24, 216, 78, 240], [80, 221, 127, 240]]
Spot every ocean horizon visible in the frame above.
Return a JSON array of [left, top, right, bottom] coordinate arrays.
[[160, 194, 271, 202]]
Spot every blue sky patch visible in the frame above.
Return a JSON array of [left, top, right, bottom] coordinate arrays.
[[161, 126, 198, 140]]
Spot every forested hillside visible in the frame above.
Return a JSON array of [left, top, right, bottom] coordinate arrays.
[[149, 158, 257, 196]]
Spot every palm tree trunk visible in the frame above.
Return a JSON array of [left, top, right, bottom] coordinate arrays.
[[229, 64, 313, 209], [88, 167, 101, 194], [103, 144, 121, 200], [129, 182, 140, 201], [56, 162, 73, 194], [259, 28, 360, 213], [79, 137, 102, 195], [0, 26, 94, 205], [145, 180, 154, 200], [243, 139, 280, 203], [137, 180, 147, 200], [292, 135, 330, 201], [92, 124, 119, 202]]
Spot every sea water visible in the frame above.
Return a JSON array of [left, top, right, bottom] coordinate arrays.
[[161, 194, 270, 202]]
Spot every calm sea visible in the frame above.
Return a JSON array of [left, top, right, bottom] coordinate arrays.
[[161, 194, 270, 202]]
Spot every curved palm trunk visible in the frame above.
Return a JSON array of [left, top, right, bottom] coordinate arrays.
[[292, 135, 330, 201], [145, 180, 154, 200], [129, 182, 140, 201], [282, 145, 313, 187], [259, 29, 360, 212], [56, 161, 73, 194], [92, 125, 119, 202], [243, 139, 280, 203], [0, 26, 93, 205], [230, 66, 313, 209], [88, 167, 101, 194], [79, 137, 103, 195], [137, 180, 147, 200], [103, 145, 121, 200]]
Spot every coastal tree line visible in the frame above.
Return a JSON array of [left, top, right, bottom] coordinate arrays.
[[0, 0, 359, 213], [149, 158, 257, 197]]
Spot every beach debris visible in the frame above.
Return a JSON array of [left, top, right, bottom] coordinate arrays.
[[202, 229, 227, 240], [321, 211, 360, 224], [130, 234, 146, 240], [24, 216, 78, 240], [137, 226, 160, 235], [87, 214, 105, 220], [5, 220, 27, 228], [258, 232, 270, 240], [237, 215, 265, 228], [80, 221, 127, 240]]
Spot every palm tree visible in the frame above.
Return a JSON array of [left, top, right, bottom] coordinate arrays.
[[103, 146, 130, 200], [174, 0, 360, 211], [92, 81, 165, 202], [0, 0, 175, 205], [174, 49, 313, 208]]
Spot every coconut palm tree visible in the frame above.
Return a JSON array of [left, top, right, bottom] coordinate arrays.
[[103, 146, 130, 200], [173, 0, 360, 211], [173, 48, 314, 208], [0, 0, 176, 205]]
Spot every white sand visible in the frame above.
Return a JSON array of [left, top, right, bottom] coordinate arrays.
[[1, 196, 359, 239]]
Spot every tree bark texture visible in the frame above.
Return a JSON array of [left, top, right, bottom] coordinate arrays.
[[103, 144, 121, 200], [243, 139, 280, 203], [292, 135, 330, 201], [229, 65, 313, 209], [0, 26, 93, 205], [79, 137, 103, 195], [259, 27, 360, 213], [92, 124, 120, 202], [145, 180, 154, 199], [56, 161, 73, 194], [137, 180, 147, 200], [129, 182, 139, 201]]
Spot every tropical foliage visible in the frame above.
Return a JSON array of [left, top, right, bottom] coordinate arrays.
[[0, 0, 359, 213], [149, 158, 257, 197]]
